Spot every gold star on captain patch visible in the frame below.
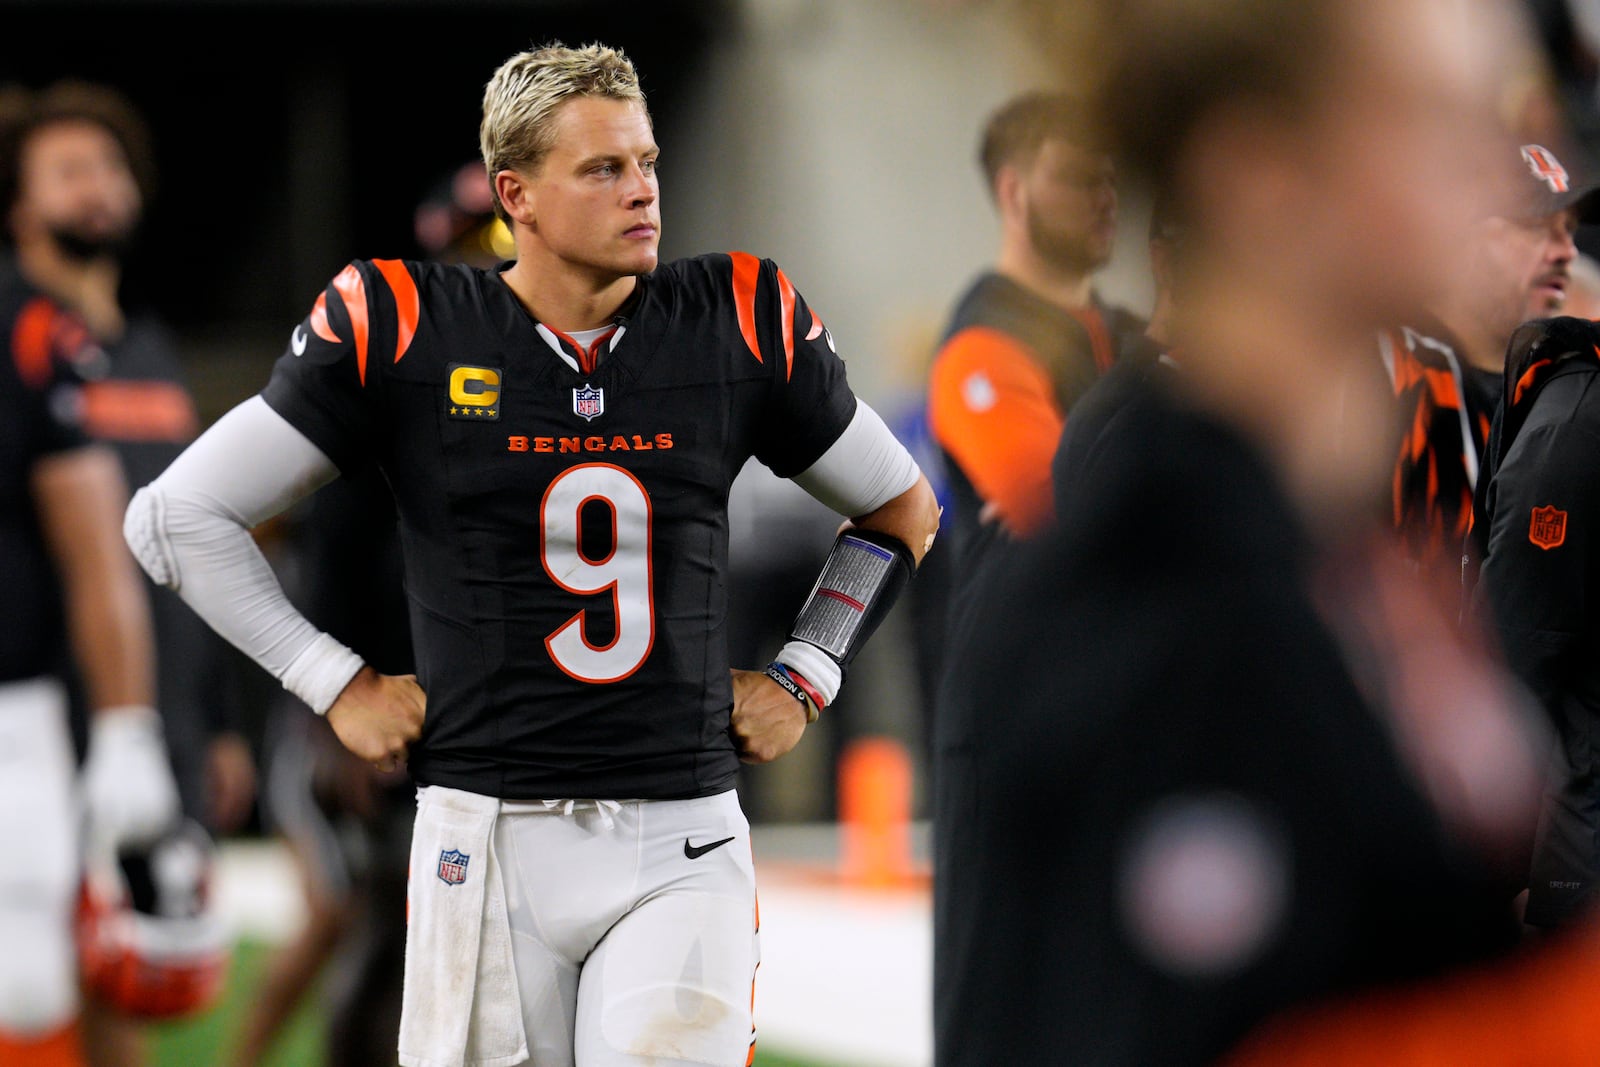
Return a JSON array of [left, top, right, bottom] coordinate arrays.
[[486, 409, 497, 417]]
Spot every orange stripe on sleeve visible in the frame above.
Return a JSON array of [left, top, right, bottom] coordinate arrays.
[[806, 308, 826, 341], [12, 296, 57, 388], [728, 251, 762, 364], [775, 268, 798, 381], [331, 264, 370, 385], [927, 326, 1065, 535], [373, 258, 420, 365], [80, 380, 200, 443], [1512, 358, 1553, 407], [309, 292, 341, 344]]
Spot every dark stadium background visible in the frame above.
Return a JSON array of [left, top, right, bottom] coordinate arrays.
[[0, 0, 735, 337], [5, 0, 1600, 343]]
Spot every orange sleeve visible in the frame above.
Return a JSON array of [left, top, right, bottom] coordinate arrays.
[[1218, 922, 1600, 1067], [927, 325, 1064, 536]]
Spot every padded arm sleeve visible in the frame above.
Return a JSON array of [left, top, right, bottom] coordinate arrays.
[[123, 396, 364, 713]]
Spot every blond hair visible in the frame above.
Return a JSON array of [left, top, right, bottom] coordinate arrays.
[[479, 41, 648, 221]]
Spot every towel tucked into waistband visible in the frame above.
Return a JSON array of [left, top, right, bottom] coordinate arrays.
[[398, 786, 527, 1067]]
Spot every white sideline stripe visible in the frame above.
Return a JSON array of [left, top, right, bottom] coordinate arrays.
[[215, 839, 935, 1067], [216, 839, 307, 943], [755, 880, 933, 1067]]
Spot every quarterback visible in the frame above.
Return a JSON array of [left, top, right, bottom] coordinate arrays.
[[124, 40, 939, 1067]]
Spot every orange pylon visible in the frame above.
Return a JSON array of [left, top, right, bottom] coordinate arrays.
[[838, 736, 920, 888]]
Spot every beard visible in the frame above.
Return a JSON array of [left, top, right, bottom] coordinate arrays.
[[1026, 206, 1113, 277], [48, 221, 136, 263]]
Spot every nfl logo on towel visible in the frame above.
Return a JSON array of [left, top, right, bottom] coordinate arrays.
[[437, 848, 469, 885], [573, 383, 604, 421]]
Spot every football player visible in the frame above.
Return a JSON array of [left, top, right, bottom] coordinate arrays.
[[0, 247, 179, 1064], [124, 40, 939, 1067]]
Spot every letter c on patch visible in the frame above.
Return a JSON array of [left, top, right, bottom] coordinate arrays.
[[450, 365, 501, 407]]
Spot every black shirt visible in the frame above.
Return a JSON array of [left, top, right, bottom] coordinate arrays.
[[934, 370, 1519, 1067], [0, 260, 94, 684], [1469, 316, 1600, 928], [261, 253, 856, 800]]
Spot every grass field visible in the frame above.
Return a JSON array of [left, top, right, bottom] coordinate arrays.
[[148, 939, 840, 1067]]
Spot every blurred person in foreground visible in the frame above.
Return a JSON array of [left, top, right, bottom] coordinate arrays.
[[124, 39, 939, 1067], [0, 191, 179, 1064], [1050, 192, 1185, 519], [932, 0, 1577, 1063], [1380, 139, 1600, 581]]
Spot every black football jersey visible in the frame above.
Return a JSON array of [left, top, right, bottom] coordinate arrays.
[[260, 253, 857, 800], [0, 259, 96, 683]]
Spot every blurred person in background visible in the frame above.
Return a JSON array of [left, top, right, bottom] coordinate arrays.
[[0, 79, 249, 1067], [926, 89, 1145, 563], [933, 0, 1568, 1063], [1468, 305, 1600, 936], [1379, 141, 1599, 582], [124, 39, 939, 1067], [0, 196, 180, 1065], [0, 82, 257, 847], [1562, 247, 1600, 317], [926, 87, 1146, 856], [225, 470, 415, 1067]]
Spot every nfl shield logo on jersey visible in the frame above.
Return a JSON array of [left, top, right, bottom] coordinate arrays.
[[573, 383, 604, 422], [437, 848, 469, 886]]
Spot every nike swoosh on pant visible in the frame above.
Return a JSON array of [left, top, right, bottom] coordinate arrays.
[[683, 835, 736, 859]]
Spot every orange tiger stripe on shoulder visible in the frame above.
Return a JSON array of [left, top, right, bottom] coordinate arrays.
[[329, 264, 371, 384], [728, 251, 763, 365], [310, 292, 340, 344], [373, 259, 420, 365], [775, 268, 798, 381]]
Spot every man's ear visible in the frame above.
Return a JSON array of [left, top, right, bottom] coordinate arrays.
[[495, 169, 537, 228], [994, 163, 1026, 230]]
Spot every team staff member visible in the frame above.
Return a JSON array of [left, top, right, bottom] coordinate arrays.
[[927, 89, 1145, 1054], [125, 41, 939, 1067], [1470, 315, 1600, 931], [927, 91, 1145, 555], [1381, 142, 1598, 578], [0, 256, 178, 1064]]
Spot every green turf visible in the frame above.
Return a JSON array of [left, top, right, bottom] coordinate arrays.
[[149, 938, 843, 1066], [148, 938, 323, 1066]]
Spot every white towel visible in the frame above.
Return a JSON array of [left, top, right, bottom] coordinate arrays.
[[398, 786, 528, 1067]]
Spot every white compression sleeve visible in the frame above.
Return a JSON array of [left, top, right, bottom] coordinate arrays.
[[123, 396, 365, 714], [791, 400, 921, 517]]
